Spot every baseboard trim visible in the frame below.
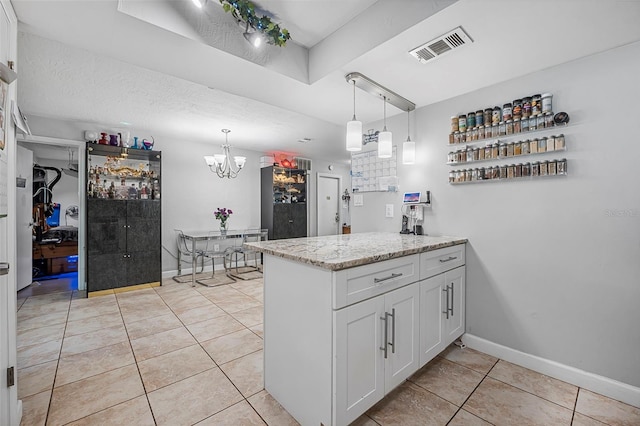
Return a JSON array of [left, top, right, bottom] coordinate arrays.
[[462, 334, 640, 408], [162, 264, 223, 280]]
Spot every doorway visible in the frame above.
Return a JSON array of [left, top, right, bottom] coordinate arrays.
[[16, 136, 85, 293], [316, 173, 341, 236]]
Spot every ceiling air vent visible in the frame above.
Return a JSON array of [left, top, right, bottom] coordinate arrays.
[[409, 26, 473, 64]]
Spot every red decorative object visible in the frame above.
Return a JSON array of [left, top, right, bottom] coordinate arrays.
[[281, 159, 292, 168]]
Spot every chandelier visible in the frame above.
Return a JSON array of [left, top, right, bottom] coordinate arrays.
[[204, 129, 246, 179]]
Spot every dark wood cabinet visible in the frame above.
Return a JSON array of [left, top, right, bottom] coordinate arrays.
[[261, 166, 308, 240], [86, 143, 161, 293]]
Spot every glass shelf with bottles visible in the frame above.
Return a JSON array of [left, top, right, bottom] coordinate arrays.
[[87, 150, 161, 200], [447, 134, 566, 165], [272, 167, 306, 204], [449, 158, 567, 184]]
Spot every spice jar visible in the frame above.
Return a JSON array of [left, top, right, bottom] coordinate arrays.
[[545, 136, 555, 152], [473, 147, 480, 161], [531, 161, 540, 176], [458, 115, 467, 133], [451, 116, 459, 133], [541, 93, 553, 113], [521, 139, 530, 155], [491, 143, 499, 159], [449, 133, 455, 144], [545, 112, 554, 128], [478, 125, 486, 140], [499, 165, 507, 179], [449, 171, 455, 183], [507, 164, 515, 179], [478, 167, 486, 180], [485, 125, 491, 140], [475, 110, 484, 127], [499, 121, 506, 136], [499, 142, 507, 157], [555, 134, 565, 150], [471, 169, 478, 181], [467, 112, 476, 129], [515, 163, 523, 178], [538, 138, 547, 152], [537, 114, 546, 130], [491, 123, 499, 138], [514, 141, 522, 156], [521, 117, 530, 132], [548, 159, 557, 176], [558, 158, 567, 175], [460, 149, 467, 162], [523, 162, 531, 176], [506, 142, 514, 157], [512, 99, 523, 119], [502, 103, 513, 121], [522, 97, 532, 118], [506, 119, 514, 135], [448, 152, 455, 163], [453, 131, 460, 144], [532, 94, 542, 115], [466, 147, 473, 162], [513, 118, 521, 133], [540, 160, 549, 176], [484, 108, 493, 127], [492, 106, 501, 125], [530, 139, 538, 153], [484, 145, 491, 159], [492, 166, 500, 179], [471, 127, 478, 141], [529, 114, 538, 131]]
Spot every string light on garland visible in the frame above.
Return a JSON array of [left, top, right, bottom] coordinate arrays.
[[219, 0, 291, 47]]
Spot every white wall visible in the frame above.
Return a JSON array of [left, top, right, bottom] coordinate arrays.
[[352, 41, 640, 388]]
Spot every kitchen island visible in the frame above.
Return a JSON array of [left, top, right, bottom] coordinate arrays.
[[245, 232, 467, 426]]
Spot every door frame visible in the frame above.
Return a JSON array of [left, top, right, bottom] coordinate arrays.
[[316, 173, 342, 236], [17, 135, 86, 290]]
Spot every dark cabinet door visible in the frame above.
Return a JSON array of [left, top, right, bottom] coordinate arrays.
[[290, 203, 307, 238], [272, 203, 290, 240], [87, 199, 126, 255], [87, 253, 128, 291], [126, 201, 161, 252], [127, 250, 161, 285], [272, 203, 307, 239]]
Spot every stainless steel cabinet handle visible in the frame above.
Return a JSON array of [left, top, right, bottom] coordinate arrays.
[[439, 256, 457, 263], [390, 308, 396, 354], [0, 262, 9, 276], [449, 283, 454, 316], [379, 312, 389, 359], [374, 273, 403, 284], [442, 287, 450, 319]]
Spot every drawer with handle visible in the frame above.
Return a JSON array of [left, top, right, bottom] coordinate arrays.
[[333, 254, 419, 309], [420, 244, 465, 280]]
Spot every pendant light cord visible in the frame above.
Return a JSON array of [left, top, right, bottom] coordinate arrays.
[[352, 80, 357, 120], [406, 109, 411, 142], [383, 96, 387, 131]]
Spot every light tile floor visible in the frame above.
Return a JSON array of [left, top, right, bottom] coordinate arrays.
[[16, 277, 640, 425]]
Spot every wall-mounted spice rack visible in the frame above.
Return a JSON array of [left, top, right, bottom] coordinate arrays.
[[449, 159, 567, 184], [447, 134, 566, 165]]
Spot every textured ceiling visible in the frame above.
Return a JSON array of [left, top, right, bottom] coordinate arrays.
[[11, 0, 640, 162]]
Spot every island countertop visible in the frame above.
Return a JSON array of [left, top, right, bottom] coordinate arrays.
[[244, 232, 467, 271]]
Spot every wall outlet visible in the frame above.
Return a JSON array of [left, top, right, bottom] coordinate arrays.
[[214, 244, 220, 252], [386, 204, 394, 218]]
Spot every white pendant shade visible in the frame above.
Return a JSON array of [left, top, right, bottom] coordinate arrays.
[[346, 119, 362, 151], [402, 140, 415, 164], [214, 154, 226, 165], [204, 156, 215, 166], [378, 130, 392, 158], [234, 156, 246, 169]]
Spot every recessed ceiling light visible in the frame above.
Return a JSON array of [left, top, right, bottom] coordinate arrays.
[[298, 138, 311, 143], [119, 121, 132, 126]]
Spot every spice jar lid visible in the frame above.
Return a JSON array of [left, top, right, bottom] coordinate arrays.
[[503, 102, 512, 107], [459, 114, 466, 118], [514, 118, 520, 122], [506, 119, 513, 123]]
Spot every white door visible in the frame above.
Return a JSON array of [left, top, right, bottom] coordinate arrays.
[[444, 266, 465, 342], [334, 295, 385, 426], [419, 274, 445, 366], [316, 173, 340, 236], [384, 283, 419, 393], [16, 146, 32, 291]]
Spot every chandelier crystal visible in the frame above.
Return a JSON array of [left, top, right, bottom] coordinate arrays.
[[204, 129, 246, 179]]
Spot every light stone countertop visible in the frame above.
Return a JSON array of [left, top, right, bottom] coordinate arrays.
[[244, 232, 467, 271]]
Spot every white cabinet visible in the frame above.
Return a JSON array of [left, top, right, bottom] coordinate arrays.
[[419, 263, 466, 366], [334, 282, 419, 426]]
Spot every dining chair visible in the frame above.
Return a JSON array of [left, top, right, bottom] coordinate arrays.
[[172, 229, 208, 283]]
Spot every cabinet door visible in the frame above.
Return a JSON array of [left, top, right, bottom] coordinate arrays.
[[419, 274, 445, 366], [272, 203, 290, 239], [443, 266, 465, 344], [289, 203, 307, 238], [334, 295, 385, 426], [384, 283, 420, 393], [127, 250, 161, 286], [126, 201, 161, 252], [87, 253, 127, 292], [87, 199, 126, 255]]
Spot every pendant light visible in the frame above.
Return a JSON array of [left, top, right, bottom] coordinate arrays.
[[402, 109, 415, 165], [378, 96, 392, 158], [346, 79, 362, 152]]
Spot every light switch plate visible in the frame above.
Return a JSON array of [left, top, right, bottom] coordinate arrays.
[[385, 204, 394, 218]]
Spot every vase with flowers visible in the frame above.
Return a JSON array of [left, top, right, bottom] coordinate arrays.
[[214, 207, 233, 235]]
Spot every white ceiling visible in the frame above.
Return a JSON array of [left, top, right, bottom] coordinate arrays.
[[11, 0, 640, 162]]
